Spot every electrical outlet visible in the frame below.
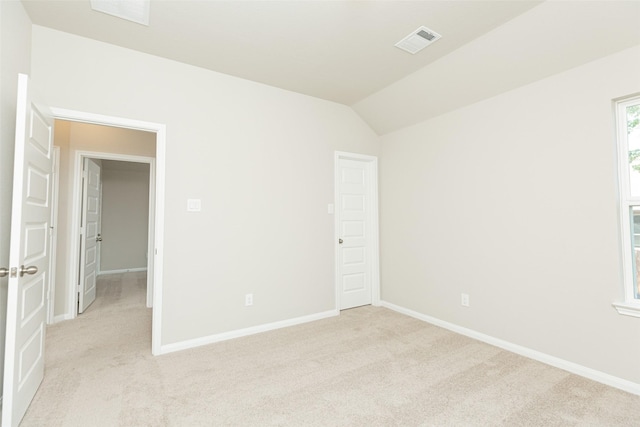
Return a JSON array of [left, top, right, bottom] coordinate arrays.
[[245, 293, 253, 306], [461, 293, 470, 307]]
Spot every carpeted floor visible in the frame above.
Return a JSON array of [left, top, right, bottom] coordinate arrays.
[[20, 272, 640, 426]]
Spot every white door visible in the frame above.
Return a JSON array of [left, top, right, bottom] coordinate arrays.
[[78, 158, 101, 313], [2, 74, 54, 427], [336, 156, 377, 309]]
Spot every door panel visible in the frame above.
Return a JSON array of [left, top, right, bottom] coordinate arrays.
[[343, 247, 365, 264], [3, 73, 54, 427], [337, 158, 372, 309], [24, 224, 47, 261], [78, 158, 101, 313]]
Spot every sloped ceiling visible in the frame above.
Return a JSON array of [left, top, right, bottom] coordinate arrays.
[[353, 1, 640, 134], [21, 1, 640, 135]]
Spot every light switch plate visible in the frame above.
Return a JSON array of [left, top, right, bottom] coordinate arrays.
[[187, 199, 201, 212]]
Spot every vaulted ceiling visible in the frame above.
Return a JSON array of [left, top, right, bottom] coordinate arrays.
[[21, 1, 640, 134]]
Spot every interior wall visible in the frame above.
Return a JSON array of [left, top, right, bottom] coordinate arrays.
[[52, 121, 70, 319], [53, 120, 155, 318], [379, 45, 640, 384], [32, 26, 379, 346], [100, 160, 150, 272], [0, 0, 32, 396]]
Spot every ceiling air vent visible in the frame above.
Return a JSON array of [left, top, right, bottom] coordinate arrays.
[[91, 0, 150, 26], [395, 26, 441, 54]]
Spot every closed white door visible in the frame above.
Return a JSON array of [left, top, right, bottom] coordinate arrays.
[[337, 157, 376, 309], [78, 158, 101, 313], [2, 74, 54, 427]]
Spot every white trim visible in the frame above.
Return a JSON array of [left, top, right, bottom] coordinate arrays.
[[159, 310, 339, 355], [50, 107, 165, 356], [51, 108, 162, 133], [334, 151, 380, 311], [47, 147, 60, 325], [615, 96, 640, 314], [612, 301, 640, 318], [152, 125, 166, 356], [52, 314, 73, 324], [70, 152, 154, 316], [146, 160, 156, 309], [97, 173, 103, 276], [381, 300, 640, 396], [97, 268, 148, 275]]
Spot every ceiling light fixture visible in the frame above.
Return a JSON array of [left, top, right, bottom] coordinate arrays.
[[90, 0, 150, 26], [395, 26, 441, 54]]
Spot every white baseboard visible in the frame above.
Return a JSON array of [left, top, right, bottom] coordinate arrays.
[[160, 309, 339, 355], [53, 313, 73, 324], [380, 300, 640, 396], [98, 267, 147, 275]]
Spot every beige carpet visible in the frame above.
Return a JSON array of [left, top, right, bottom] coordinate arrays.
[[20, 272, 639, 426]]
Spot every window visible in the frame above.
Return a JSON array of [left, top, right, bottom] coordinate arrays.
[[615, 96, 640, 317]]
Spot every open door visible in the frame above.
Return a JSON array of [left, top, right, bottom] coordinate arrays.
[[78, 158, 101, 313], [2, 74, 54, 427]]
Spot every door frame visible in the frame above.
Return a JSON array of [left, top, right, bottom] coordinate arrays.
[[334, 151, 380, 310], [51, 107, 165, 356], [47, 147, 60, 325], [74, 153, 154, 311]]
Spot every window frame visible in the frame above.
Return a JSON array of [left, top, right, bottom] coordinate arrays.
[[614, 96, 640, 317]]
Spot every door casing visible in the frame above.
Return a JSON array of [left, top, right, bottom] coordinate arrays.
[[334, 151, 380, 311], [47, 147, 60, 325], [51, 108, 165, 356], [73, 153, 154, 312]]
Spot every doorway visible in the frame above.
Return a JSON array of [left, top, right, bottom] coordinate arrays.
[[51, 108, 166, 356], [74, 154, 154, 314], [334, 151, 380, 310]]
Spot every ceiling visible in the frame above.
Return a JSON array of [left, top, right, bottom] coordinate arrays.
[[21, 1, 640, 135], [21, 0, 542, 105]]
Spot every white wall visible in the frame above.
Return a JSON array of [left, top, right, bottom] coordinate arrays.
[[53, 120, 156, 317], [379, 46, 640, 385], [52, 121, 70, 318], [32, 26, 379, 345], [0, 0, 32, 396], [100, 161, 150, 272]]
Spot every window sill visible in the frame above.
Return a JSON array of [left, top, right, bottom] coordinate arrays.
[[612, 301, 640, 318]]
